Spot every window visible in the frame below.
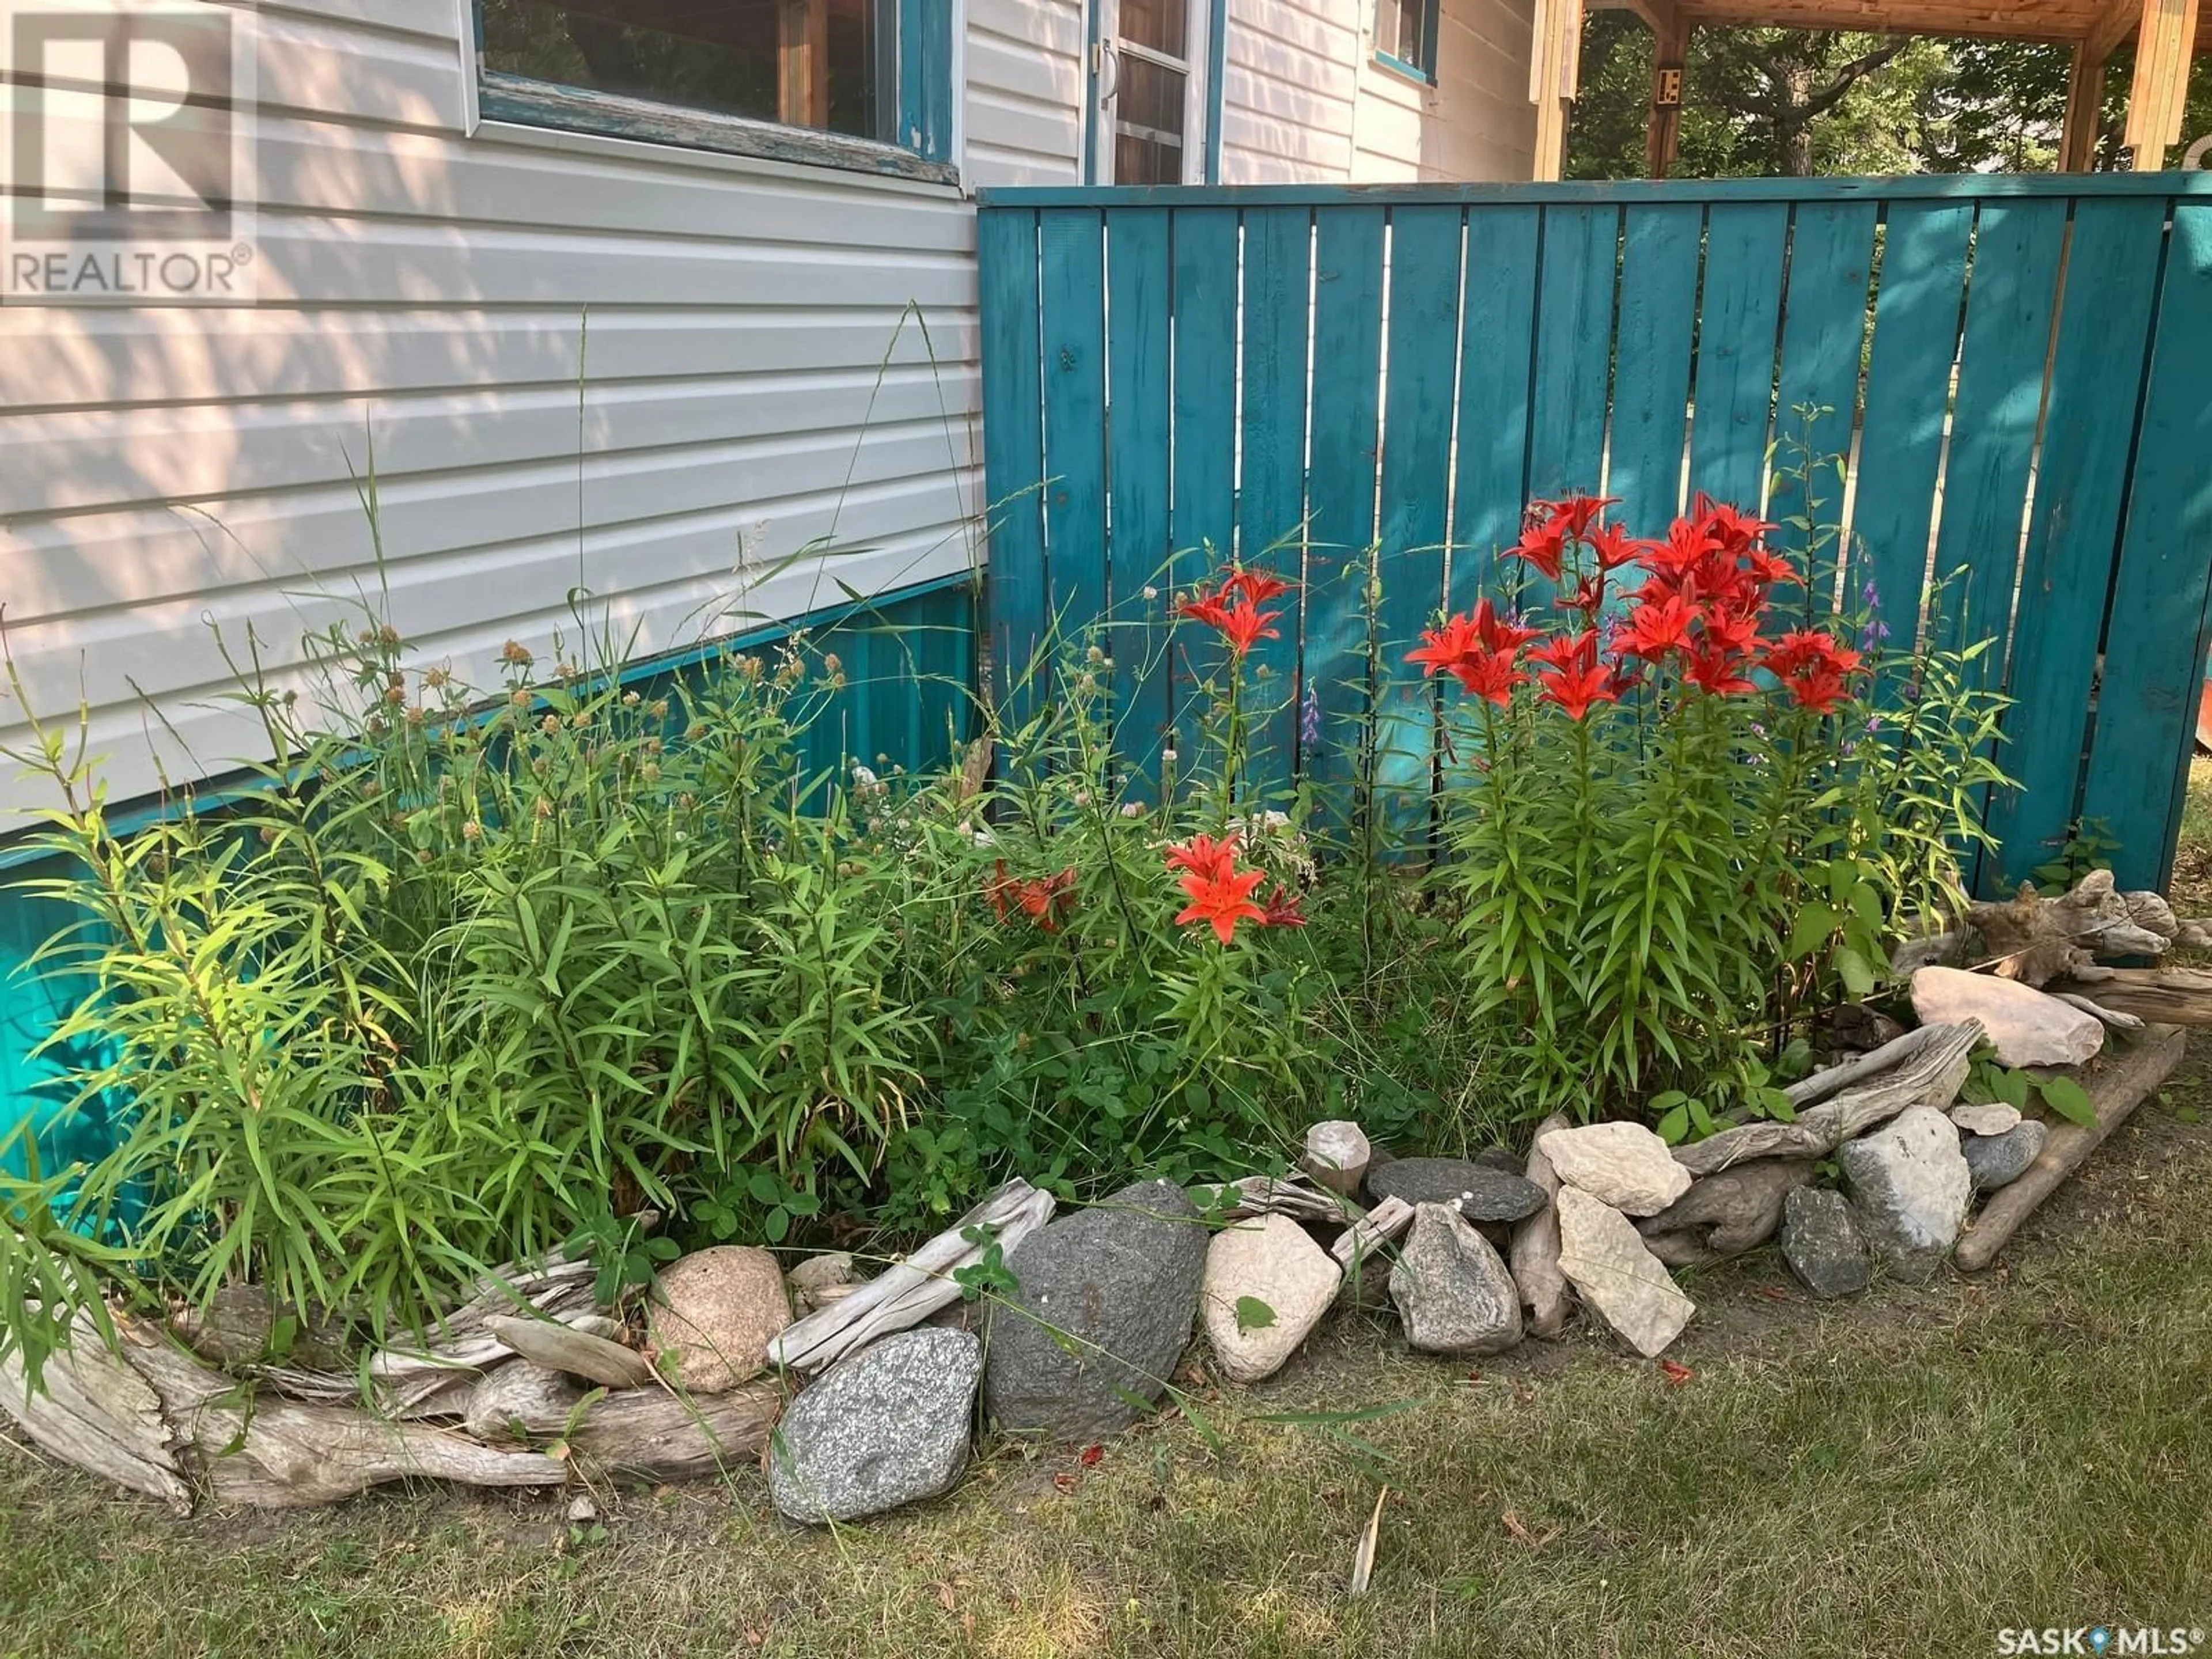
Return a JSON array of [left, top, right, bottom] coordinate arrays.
[[1094, 0, 1206, 185], [1373, 0, 1437, 81], [476, 0, 952, 178]]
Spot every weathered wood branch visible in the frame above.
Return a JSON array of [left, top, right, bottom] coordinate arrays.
[[1956, 1025, 2186, 1271], [1969, 869, 2184, 986], [2048, 967, 2212, 1026], [765, 1179, 1054, 1373], [1330, 1195, 1414, 1268], [1675, 1022, 1982, 1175]]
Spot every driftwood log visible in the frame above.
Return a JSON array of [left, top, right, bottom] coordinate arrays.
[[1203, 1172, 1350, 1224], [766, 1179, 1054, 1373], [1330, 1195, 1414, 1268], [2048, 967, 2212, 1026], [1673, 1021, 1982, 1175], [1969, 869, 2212, 985], [1955, 1024, 2187, 1271]]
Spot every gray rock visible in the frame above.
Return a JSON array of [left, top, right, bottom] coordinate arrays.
[[1910, 966, 2104, 1068], [1838, 1105, 1974, 1281], [770, 1328, 981, 1524], [1367, 1158, 1546, 1223], [1962, 1119, 2048, 1192], [1509, 1112, 1573, 1340], [1637, 1158, 1815, 1256], [1473, 1147, 1524, 1175], [1949, 1102, 2022, 1138], [1777, 1186, 1873, 1298], [1554, 1188, 1694, 1357], [1388, 1203, 1524, 1355], [1537, 1121, 1694, 1216], [983, 1179, 1205, 1437]]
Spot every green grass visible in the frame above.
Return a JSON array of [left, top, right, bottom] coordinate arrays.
[[5, 1070, 2212, 1658]]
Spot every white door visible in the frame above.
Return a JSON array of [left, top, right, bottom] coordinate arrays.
[[1091, 0, 1209, 184]]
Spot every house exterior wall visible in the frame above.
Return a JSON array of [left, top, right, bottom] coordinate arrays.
[[1219, 0, 1537, 184], [965, 0, 1087, 185], [0, 0, 982, 825]]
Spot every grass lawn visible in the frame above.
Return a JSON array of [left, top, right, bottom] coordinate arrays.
[[5, 778, 2212, 1657]]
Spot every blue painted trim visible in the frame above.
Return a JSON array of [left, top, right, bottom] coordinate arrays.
[[897, 0, 955, 162], [0, 572, 980, 876], [1373, 49, 1434, 87], [980, 175, 2212, 206], [1205, 0, 1227, 184]]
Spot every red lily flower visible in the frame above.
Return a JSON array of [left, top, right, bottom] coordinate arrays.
[[1178, 574, 1284, 657], [1506, 518, 1572, 584], [1691, 494, 1777, 552], [1781, 664, 1853, 713], [1683, 643, 1758, 696], [1259, 884, 1307, 929], [1164, 832, 1241, 883], [1227, 567, 1294, 605], [986, 862, 1080, 931], [1175, 865, 1269, 944], [1553, 573, 1608, 616], [1527, 629, 1598, 673], [1587, 522, 1646, 571], [1532, 494, 1620, 540], [1760, 630, 1863, 680], [1616, 594, 1699, 661], [1471, 597, 1539, 656]]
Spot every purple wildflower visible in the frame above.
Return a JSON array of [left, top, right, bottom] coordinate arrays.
[[1300, 684, 1322, 748]]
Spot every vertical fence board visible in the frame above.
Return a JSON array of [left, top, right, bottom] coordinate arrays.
[[1105, 209, 1175, 771], [1450, 205, 1543, 608], [1303, 206, 1388, 811], [1687, 203, 1789, 514], [1375, 206, 1469, 829], [1930, 199, 2068, 666], [1039, 207, 1109, 646], [1983, 196, 2170, 887], [1169, 207, 1242, 760], [1528, 204, 1619, 509], [1852, 201, 1975, 645], [1609, 203, 1703, 532], [1237, 207, 1316, 789], [1770, 200, 1878, 570], [2084, 204, 2212, 889], [978, 207, 1048, 725]]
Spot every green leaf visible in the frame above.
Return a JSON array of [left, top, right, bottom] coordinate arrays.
[[2037, 1074, 2098, 1128], [1832, 945, 1876, 999], [1654, 1102, 1690, 1145], [1787, 903, 1839, 960], [1234, 1295, 1277, 1334]]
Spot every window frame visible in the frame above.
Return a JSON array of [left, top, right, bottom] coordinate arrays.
[[1372, 0, 1440, 86], [470, 0, 957, 185]]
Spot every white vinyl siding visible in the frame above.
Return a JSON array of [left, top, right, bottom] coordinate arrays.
[[1218, 0, 1536, 185], [964, 0, 1086, 185], [0, 1, 980, 824]]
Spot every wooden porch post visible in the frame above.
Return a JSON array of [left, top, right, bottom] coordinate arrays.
[[1645, 7, 1689, 178], [2123, 0, 2201, 171], [1531, 0, 1587, 181], [2062, 44, 2108, 170]]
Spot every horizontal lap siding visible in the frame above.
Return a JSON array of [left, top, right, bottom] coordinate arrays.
[[964, 0, 1085, 186], [0, 8, 982, 826], [1220, 0, 1360, 183], [1351, 0, 1539, 183]]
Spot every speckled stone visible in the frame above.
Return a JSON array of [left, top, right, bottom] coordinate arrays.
[[1962, 1119, 2048, 1192], [769, 1328, 981, 1524]]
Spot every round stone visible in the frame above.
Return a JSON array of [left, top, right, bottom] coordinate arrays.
[[1366, 1157, 1546, 1223]]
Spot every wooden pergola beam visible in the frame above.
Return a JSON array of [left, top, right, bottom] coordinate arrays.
[[2087, 0, 2146, 59], [2124, 0, 2201, 168], [2062, 43, 2109, 168]]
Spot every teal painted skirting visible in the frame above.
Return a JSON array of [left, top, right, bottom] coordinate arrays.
[[0, 577, 980, 1181]]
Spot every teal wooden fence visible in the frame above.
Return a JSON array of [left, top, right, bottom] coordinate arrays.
[[978, 176, 2212, 894]]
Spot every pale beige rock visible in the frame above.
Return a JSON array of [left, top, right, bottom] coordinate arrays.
[[785, 1252, 855, 1312], [1509, 1111, 1573, 1339], [1949, 1102, 2022, 1138], [649, 1246, 793, 1394], [1301, 1120, 1372, 1197], [1200, 1214, 1343, 1384], [1910, 966, 2104, 1068], [1554, 1188, 1695, 1358], [1537, 1121, 1694, 1217]]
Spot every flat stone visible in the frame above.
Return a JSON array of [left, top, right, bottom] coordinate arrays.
[[1537, 1122, 1695, 1217], [1301, 1121, 1372, 1197], [1509, 1112, 1573, 1340], [1949, 1102, 2022, 1137], [1962, 1119, 2048, 1192], [1839, 1105, 1974, 1282], [1388, 1203, 1524, 1355], [1472, 1147, 1524, 1175], [1637, 1158, 1815, 1256], [1554, 1188, 1694, 1357], [1200, 1214, 1343, 1384], [983, 1179, 1205, 1438], [769, 1328, 981, 1524], [1366, 1158, 1546, 1223], [484, 1316, 655, 1389], [648, 1246, 793, 1393], [1778, 1187, 1873, 1298], [1910, 966, 2105, 1068]]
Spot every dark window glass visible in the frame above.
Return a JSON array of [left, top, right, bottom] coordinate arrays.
[[481, 0, 889, 142], [1375, 0, 1430, 72], [1118, 0, 1187, 55]]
